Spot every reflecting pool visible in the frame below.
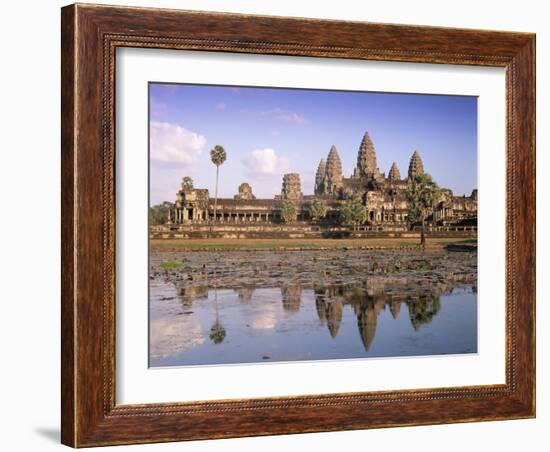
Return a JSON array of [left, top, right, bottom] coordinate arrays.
[[149, 280, 477, 367]]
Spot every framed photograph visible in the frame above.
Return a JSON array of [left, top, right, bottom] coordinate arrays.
[[61, 3, 535, 447]]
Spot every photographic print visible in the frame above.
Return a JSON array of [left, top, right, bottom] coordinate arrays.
[[148, 83, 478, 367], [61, 6, 536, 444]]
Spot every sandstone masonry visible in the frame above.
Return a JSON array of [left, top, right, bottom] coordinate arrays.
[[165, 130, 477, 229]]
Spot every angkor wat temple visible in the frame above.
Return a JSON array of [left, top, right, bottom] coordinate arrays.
[[166, 131, 477, 229]]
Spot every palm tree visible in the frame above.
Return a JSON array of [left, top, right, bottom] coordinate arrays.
[[406, 173, 440, 250], [210, 145, 227, 223], [209, 269, 226, 344]]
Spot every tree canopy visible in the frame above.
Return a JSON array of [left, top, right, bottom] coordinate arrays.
[[210, 145, 227, 166], [408, 295, 441, 331], [281, 200, 298, 223], [310, 198, 328, 222], [339, 194, 367, 229], [406, 173, 440, 224], [406, 173, 440, 249], [209, 321, 226, 344], [149, 202, 172, 225]]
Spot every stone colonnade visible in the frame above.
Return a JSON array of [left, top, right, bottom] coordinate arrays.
[[209, 211, 274, 223], [433, 206, 454, 222], [169, 207, 277, 224], [168, 206, 207, 224], [367, 209, 408, 224]]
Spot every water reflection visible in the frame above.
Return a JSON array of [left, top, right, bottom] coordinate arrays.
[[281, 285, 303, 312], [312, 285, 442, 351], [150, 279, 477, 366], [209, 282, 226, 344], [408, 296, 441, 331], [236, 287, 255, 303], [176, 283, 208, 305]]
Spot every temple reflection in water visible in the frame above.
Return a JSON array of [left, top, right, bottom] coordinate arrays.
[[148, 277, 476, 366], [170, 280, 461, 352]]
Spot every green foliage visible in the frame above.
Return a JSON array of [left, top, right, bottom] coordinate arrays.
[[159, 260, 182, 271], [149, 202, 172, 225], [210, 145, 227, 166], [408, 296, 441, 331], [406, 173, 440, 248], [181, 176, 194, 190], [281, 200, 298, 223], [339, 194, 367, 229], [209, 321, 226, 344], [310, 198, 327, 221], [406, 173, 440, 224], [210, 145, 227, 223]]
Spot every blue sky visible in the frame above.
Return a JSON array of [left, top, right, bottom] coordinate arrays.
[[149, 83, 477, 205]]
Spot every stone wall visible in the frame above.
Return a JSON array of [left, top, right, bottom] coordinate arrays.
[[150, 223, 477, 240]]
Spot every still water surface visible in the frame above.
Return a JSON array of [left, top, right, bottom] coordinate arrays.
[[149, 280, 477, 367]]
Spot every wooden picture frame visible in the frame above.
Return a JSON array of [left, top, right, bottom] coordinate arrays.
[[61, 3, 535, 447]]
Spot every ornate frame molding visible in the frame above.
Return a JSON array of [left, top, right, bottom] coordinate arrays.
[[61, 4, 535, 447]]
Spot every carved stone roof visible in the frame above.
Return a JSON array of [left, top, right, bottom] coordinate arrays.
[[388, 162, 401, 181], [326, 146, 342, 176], [408, 150, 425, 180], [356, 131, 378, 176], [281, 173, 303, 200], [314, 159, 326, 195], [355, 305, 378, 352], [324, 145, 343, 194], [234, 182, 256, 200]]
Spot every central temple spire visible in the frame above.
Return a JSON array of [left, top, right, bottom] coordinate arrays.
[[408, 150, 425, 180], [324, 145, 343, 195], [356, 131, 378, 177]]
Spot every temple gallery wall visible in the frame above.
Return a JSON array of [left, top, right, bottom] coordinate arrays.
[[152, 131, 477, 240]]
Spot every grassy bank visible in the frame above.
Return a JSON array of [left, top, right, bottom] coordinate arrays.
[[150, 237, 476, 252]]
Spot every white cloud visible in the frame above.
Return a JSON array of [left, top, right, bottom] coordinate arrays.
[[150, 121, 206, 166], [261, 108, 306, 125], [149, 315, 204, 360], [215, 102, 227, 111], [243, 148, 289, 177]]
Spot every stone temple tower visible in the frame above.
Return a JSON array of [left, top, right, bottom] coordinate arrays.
[[234, 182, 256, 200], [314, 159, 326, 195], [388, 162, 401, 181], [324, 145, 343, 196], [355, 131, 378, 178], [408, 150, 425, 180], [281, 173, 303, 201]]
